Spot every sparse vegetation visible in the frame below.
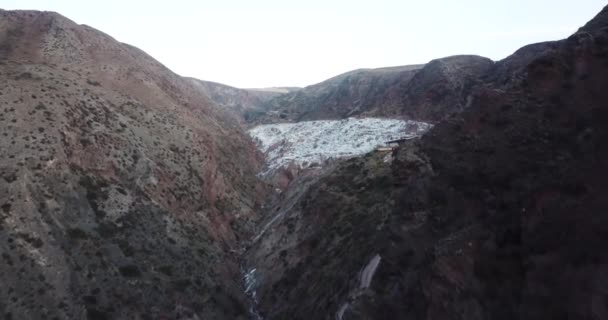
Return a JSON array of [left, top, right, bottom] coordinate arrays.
[[118, 265, 141, 277]]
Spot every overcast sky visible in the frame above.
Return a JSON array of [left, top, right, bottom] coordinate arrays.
[[3, 0, 606, 88]]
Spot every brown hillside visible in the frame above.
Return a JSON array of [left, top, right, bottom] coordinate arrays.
[[0, 9, 265, 320]]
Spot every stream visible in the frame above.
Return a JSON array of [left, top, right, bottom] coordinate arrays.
[[239, 169, 326, 319], [242, 266, 263, 320]]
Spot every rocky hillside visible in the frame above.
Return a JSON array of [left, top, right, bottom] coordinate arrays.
[[245, 5, 608, 320], [0, 10, 266, 320], [247, 55, 493, 124]]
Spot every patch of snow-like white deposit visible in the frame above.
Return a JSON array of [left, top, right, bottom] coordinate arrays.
[[248, 117, 431, 175]]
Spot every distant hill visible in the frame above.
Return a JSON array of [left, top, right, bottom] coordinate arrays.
[[244, 56, 493, 124], [245, 64, 424, 123]]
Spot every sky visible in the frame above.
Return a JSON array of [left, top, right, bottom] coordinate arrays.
[[2, 0, 606, 88]]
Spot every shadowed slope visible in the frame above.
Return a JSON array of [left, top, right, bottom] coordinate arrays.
[[246, 6, 608, 319]]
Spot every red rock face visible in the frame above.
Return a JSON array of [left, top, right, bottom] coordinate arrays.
[[0, 10, 266, 320]]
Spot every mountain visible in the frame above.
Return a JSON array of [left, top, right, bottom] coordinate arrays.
[[247, 55, 493, 124], [0, 10, 266, 319], [245, 5, 608, 320]]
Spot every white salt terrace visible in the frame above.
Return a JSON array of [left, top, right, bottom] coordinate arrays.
[[248, 117, 432, 175]]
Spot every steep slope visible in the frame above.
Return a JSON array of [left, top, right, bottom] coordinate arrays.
[[249, 55, 493, 124], [246, 6, 608, 320], [0, 10, 265, 320], [578, 4, 608, 32]]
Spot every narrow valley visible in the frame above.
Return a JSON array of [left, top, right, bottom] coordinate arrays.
[[1, 4, 608, 320]]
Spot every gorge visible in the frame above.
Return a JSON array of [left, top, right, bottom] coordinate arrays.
[[1, 5, 608, 320]]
